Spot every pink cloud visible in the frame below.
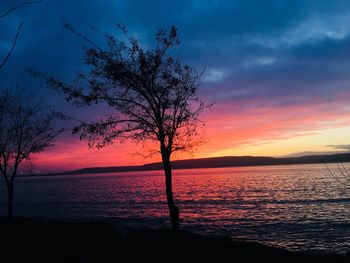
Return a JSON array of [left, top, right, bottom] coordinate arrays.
[[31, 89, 350, 172]]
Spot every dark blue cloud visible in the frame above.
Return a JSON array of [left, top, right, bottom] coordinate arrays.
[[1, 0, 350, 113]]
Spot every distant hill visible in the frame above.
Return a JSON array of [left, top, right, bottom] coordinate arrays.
[[61, 152, 350, 175]]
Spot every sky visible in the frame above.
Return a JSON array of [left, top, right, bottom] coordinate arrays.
[[1, 0, 350, 172]]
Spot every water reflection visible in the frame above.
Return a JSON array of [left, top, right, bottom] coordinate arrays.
[[0, 163, 349, 253]]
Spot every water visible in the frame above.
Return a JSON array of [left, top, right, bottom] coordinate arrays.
[[0, 163, 349, 253]]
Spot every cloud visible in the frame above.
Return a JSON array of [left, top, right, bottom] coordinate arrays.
[[204, 68, 227, 83], [243, 57, 275, 68], [1, 0, 350, 170], [327, 144, 350, 151], [280, 151, 347, 158], [250, 13, 350, 48]]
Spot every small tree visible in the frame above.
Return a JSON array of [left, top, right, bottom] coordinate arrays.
[[0, 89, 60, 218], [37, 25, 207, 231]]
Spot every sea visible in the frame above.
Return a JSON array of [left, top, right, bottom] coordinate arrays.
[[0, 163, 349, 254]]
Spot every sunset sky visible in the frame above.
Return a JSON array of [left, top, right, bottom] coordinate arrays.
[[1, 0, 350, 172]]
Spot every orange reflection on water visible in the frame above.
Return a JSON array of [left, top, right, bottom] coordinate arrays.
[[3, 164, 350, 252]]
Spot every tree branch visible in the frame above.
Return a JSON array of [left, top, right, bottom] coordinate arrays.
[[0, 0, 42, 18], [0, 22, 23, 69]]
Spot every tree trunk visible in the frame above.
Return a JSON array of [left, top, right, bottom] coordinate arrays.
[[7, 181, 14, 219], [161, 152, 179, 232]]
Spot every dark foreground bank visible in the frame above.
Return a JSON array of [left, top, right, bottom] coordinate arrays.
[[0, 218, 348, 262]]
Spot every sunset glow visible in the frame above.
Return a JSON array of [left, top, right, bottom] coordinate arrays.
[[1, 1, 350, 172], [2, 1, 350, 258]]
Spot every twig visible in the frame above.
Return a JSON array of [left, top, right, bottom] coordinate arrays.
[[336, 155, 350, 184], [0, 0, 42, 18], [325, 161, 350, 190], [0, 22, 23, 69]]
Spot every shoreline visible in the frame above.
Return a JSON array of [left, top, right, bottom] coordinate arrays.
[[21, 153, 350, 177], [0, 218, 348, 262]]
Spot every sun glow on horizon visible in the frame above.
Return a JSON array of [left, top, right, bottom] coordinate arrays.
[[32, 123, 350, 173], [31, 89, 350, 173]]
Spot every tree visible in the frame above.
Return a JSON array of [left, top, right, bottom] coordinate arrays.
[[36, 25, 207, 231], [0, 0, 42, 69], [0, 89, 61, 218]]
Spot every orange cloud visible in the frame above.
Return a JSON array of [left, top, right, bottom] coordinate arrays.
[[31, 90, 350, 173]]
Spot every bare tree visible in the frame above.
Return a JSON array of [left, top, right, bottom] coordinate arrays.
[[34, 25, 208, 231], [0, 0, 42, 69], [0, 89, 61, 218]]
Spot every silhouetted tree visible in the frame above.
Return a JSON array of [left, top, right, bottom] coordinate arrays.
[[0, 89, 61, 218], [0, 0, 42, 69], [35, 25, 207, 231]]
